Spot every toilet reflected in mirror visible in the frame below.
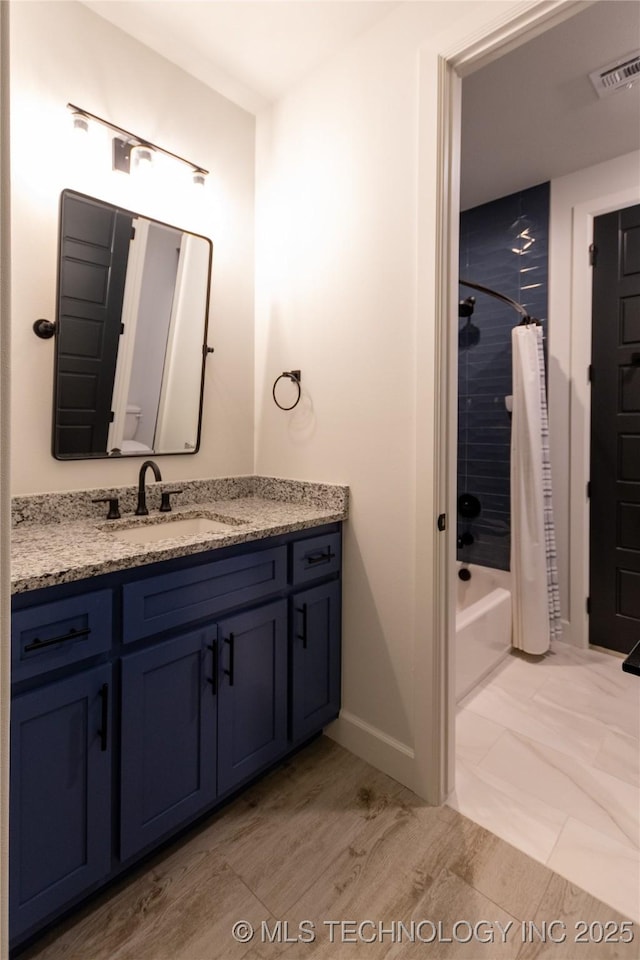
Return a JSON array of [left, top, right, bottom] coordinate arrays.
[[116, 405, 152, 455]]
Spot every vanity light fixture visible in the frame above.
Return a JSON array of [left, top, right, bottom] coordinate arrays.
[[66, 103, 209, 184]]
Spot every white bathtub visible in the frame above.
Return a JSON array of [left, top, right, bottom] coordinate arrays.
[[455, 563, 512, 702]]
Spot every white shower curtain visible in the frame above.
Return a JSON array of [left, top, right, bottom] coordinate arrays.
[[511, 325, 562, 654]]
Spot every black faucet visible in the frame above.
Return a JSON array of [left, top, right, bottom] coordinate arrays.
[[135, 460, 162, 516]]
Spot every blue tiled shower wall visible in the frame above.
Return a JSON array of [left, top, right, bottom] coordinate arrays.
[[457, 181, 550, 571]]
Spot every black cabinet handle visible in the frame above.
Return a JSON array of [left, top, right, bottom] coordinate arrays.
[[305, 550, 335, 567], [24, 626, 91, 652], [296, 604, 308, 649], [224, 633, 235, 686], [98, 683, 109, 752], [206, 641, 217, 695]]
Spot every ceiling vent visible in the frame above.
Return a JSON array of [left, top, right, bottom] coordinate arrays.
[[589, 51, 640, 98]]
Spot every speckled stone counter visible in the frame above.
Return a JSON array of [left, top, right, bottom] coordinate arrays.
[[11, 476, 349, 594]]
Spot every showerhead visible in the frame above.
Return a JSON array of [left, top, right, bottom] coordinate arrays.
[[459, 295, 476, 318], [458, 296, 478, 348]]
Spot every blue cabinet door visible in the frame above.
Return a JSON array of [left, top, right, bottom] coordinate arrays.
[[291, 581, 341, 742], [120, 627, 218, 860], [10, 664, 112, 942], [217, 600, 288, 795]]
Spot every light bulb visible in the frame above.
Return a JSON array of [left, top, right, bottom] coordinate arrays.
[[130, 144, 155, 174], [71, 110, 89, 133]]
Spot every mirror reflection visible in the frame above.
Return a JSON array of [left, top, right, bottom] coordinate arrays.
[[53, 190, 212, 459]]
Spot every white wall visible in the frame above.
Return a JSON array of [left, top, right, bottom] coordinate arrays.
[[10, 1, 255, 494], [255, 0, 523, 788], [549, 150, 640, 647]]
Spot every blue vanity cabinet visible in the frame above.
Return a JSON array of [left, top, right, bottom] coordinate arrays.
[[290, 529, 342, 742], [291, 581, 341, 743], [10, 521, 342, 950], [119, 625, 218, 861], [216, 600, 288, 796], [9, 664, 112, 942]]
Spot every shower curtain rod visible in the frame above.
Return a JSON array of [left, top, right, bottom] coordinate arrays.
[[459, 278, 539, 324]]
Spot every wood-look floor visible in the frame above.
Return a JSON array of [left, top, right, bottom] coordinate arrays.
[[19, 737, 636, 960]]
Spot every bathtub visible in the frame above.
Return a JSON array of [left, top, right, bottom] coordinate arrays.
[[455, 563, 512, 702]]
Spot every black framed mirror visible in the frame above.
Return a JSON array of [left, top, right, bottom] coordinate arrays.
[[52, 190, 213, 459]]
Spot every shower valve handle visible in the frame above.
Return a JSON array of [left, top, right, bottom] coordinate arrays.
[[458, 531, 474, 548]]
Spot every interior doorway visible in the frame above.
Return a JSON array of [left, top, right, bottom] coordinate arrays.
[[436, 7, 640, 917], [415, 0, 593, 805], [425, 0, 640, 802]]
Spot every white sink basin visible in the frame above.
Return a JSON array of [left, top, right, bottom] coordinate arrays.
[[113, 516, 238, 544]]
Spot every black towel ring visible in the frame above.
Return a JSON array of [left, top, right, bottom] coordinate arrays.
[[272, 370, 302, 411]]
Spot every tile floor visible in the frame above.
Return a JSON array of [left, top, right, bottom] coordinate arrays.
[[448, 640, 640, 923]]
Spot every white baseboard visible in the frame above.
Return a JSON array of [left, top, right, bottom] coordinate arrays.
[[556, 618, 588, 650], [325, 709, 417, 792]]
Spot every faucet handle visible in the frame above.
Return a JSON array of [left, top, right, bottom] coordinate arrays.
[[159, 489, 183, 513], [92, 497, 121, 520]]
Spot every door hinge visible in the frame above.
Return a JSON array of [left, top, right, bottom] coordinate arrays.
[[588, 364, 594, 383], [120, 322, 125, 335], [437, 513, 446, 532], [589, 242, 597, 267], [109, 411, 115, 422], [586, 597, 591, 614], [131, 226, 136, 241], [587, 481, 591, 499]]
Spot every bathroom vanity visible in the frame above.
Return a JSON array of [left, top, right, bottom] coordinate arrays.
[[9, 477, 347, 950]]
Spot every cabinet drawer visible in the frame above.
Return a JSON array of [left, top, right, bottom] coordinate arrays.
[[291, 532, 341, 585], [123, 546, 287, 643], [12, 591, 112, 682]]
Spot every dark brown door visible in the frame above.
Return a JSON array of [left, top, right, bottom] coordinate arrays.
[[54, 192, 132, 457], [590, 203, 640, 654]]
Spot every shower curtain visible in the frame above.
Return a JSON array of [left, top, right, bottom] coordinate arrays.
[[511, 325, 562, 654]]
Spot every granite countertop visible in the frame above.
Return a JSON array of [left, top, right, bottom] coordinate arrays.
[[11, 476, 349, 595]]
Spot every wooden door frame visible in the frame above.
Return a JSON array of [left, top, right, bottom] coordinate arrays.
[[0, 2, 10, 954], [415, 0, 590, 804], [108, 217, 149, 453]]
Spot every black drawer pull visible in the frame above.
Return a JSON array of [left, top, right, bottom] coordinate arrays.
[[98, 683, 109, 752], [305, 550, 335, 567], [24, 626, 91, 652], [224, 633, 235, 687], [206, 642, 217, 695], [296, 603, 308, 649]]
